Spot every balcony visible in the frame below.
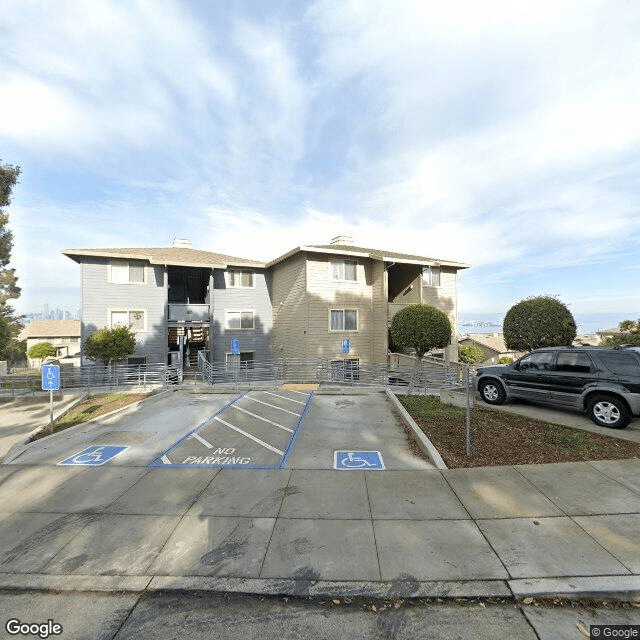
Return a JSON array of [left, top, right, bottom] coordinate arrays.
[[168, 304, 210, 322]]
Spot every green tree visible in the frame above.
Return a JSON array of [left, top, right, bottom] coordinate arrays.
[[27, 341, 56, 363], [83, 326, 137, 368], [458, 343, 486, 365], [503, 296, 577, 351], [601, 319, 640, 347], [0, 161, 22, 362], [390, 304, 452, 358], [1, 161, 21, 303]]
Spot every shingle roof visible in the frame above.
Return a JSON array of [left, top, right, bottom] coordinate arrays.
[[63, 242, 470, 270], [62, 247, 266, 269], [267, 243, 470, 268], [19, 320, 81, 340], [460, 333, 509, 353]]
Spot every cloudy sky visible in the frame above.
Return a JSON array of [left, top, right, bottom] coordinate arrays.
[[2, 0, 639, 321]]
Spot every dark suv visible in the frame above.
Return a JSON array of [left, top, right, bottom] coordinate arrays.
[[473, 346, 640, 429]]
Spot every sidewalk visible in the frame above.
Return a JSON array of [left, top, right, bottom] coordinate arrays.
[[0, 394, 84, 460], [0, 459, 639, 600]]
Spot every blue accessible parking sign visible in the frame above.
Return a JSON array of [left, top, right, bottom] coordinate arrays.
[[58, 445, 128, 466], [41, 364, 60, 391], [334, 450, 385, 470]]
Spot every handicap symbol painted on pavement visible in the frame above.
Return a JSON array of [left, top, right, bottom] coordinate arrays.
[[58, 445, 128, 466], [334, 450, 385, 470]]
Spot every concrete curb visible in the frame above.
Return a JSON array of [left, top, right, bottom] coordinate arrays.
[[0, 574, 511, 599], [2, 573, 637, 601], [0, 574, 152, 593], [509, 576, 640, 602], [385, 388, 448, 470]]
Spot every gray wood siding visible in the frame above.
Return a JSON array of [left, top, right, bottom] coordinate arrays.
[[271, 254, 308, 359], [212, 268, 273, 363], [422, 266, 459, 360], [421, 267, 458, 332], [305, 254, 375, 363], [80, 258, 167, 363], [371, 260, 388, 362]]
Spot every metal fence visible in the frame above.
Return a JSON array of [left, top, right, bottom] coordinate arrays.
[[0, 363, 181, 396], [197, 352, 465, 392], [0, 353, 465, 397]]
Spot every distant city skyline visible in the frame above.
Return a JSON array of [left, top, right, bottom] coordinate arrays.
[[21, 304, 81, 324]]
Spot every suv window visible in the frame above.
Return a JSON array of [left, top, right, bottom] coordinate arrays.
[[555, 351, 593, 373], [518, 351, 554, 371], [598, 352, 640, 376]]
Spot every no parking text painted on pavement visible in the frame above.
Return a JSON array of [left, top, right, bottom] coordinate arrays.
[[150, 390, 313, 470]]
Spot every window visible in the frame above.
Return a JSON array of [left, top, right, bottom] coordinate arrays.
[[226, 310, 255, 330], [331, 259, 357, 282], [330, 309, 358, 331], [127, 356, 147, 366], [518, 351, 554, 371], [110, 310, 146, 331], [423, 266, 441, 287], [599, 352, 640, 376], [110, 260, 145, 284], [227, 269, 254, 288], [555, 352, 593, 373]]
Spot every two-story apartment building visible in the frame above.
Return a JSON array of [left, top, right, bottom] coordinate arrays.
[[62, 239, 271, 367], [62, 236, 469, 367]]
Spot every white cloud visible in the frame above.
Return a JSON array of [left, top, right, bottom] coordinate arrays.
[[0, 0, 235, 159]]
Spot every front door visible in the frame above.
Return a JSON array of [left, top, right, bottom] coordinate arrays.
[[504, 351, 555, 401]]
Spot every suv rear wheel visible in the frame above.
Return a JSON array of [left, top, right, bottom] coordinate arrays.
[[586, 394, 631, 429], [479, 379, 506, 405]]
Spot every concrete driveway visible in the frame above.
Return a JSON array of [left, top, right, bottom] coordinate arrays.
[[1, 387, 639, 603], [3, 388, 433, 471]]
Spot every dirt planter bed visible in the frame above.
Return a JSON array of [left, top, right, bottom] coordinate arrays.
[[397, 394, 640, 469]]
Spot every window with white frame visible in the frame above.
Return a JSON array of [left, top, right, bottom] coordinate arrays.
[[423, 266, 441, 287], [329, 309, 358, 331], [331, 259, 357, 282], [109, 260, 145, 284], [227, 269, 254, 288], [225, 310, 255, 330], [110, 310, 146, 331]]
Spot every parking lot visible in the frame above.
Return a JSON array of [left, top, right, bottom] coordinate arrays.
[[3, 389, 434, 471]]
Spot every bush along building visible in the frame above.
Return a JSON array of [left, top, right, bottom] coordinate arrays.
[[63, 236, 470, 369]]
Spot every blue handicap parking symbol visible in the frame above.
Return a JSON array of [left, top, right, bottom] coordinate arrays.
[[58, 445, 128, 466], [334, 450, 385, 470]]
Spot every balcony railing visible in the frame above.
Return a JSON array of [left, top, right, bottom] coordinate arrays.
[[168, 304, 210, 322]]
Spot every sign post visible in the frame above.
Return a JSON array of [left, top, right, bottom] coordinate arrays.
[[41, 364, 60, 434]]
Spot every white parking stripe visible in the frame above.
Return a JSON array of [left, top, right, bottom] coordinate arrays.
[[287, 390, 311, 396], [244, 396, 299, 416], [231, 405, 293, 433], [214, 416, 284, 455], [192, 432, 213, 448], [161, 455, 171, 465], [261, 391, 306, 405]]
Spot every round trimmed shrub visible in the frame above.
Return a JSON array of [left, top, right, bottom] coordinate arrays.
[[503, 296, 576, 351], [390, 304, 452, 358]]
